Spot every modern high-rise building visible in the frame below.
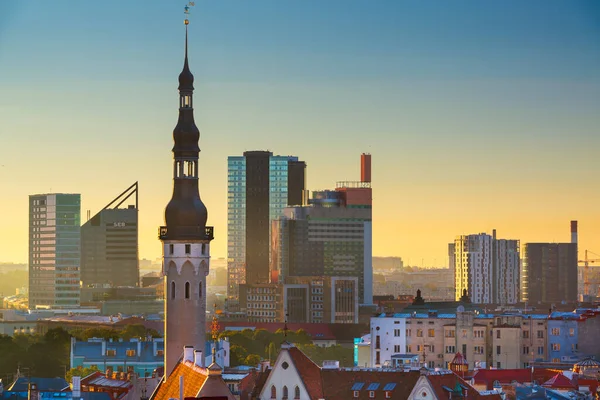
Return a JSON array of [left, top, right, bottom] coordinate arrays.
[[29, 193, 81, 309], [522, 243, 578, 304], [226, 151, 306, 301], [271, 154, 373, 305], [453, 230, 520, 304], [80, 182, 139, 288]]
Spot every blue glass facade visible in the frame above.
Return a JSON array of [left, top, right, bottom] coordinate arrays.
[[227, 153, 303, 301], [227, 157, 246, 300]]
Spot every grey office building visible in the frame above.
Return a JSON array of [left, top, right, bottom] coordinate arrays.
[[29, 193, 81, 309], [81, 183, 139, 288]]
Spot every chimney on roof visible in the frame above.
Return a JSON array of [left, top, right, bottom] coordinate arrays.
[[183, 346, 194, 363], [194, 350, 203, 368], [361, 153, 371, 183], [571, 220, 578, 244], [260, 360, 270, 372]]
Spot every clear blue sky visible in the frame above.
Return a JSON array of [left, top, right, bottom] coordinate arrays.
[[1, 1, 599, 265]]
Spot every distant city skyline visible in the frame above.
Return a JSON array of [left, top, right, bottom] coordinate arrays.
[[1, 1, 599, 265]]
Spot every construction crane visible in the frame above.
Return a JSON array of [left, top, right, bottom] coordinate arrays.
[[579, 250, 600, 297]]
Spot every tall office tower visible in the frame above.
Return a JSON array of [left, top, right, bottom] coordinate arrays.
[[159, 20, 213, 377], [29, 193, 81, 309], [81, 183, 139, 288], [226, 151, 306, 301], [272, 153, 373, 304], [522, 243, 578, 304], [453, 230, 520, 304]]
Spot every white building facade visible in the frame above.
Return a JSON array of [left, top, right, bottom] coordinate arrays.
[[370, 316, 407, 367], [453, 231, 520, 304]]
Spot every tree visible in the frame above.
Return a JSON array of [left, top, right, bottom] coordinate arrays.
[[120, 324, 160, 340], [266, 342, 278, 363], [243, 354, 261, 367], [66, 365, 99, 383], [230, 345, 248, 366]]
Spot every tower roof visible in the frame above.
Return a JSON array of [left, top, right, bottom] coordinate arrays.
[[162, 17, 210, 241], [178, 21, 194, 92]]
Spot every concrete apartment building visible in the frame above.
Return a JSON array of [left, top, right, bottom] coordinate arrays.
[[29, 193, 81, 309], [239, 276, 359, 324], [371, 311, 550, 370], [452, 230, 520, 304]]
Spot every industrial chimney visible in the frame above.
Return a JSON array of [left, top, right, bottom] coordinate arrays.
[[571, 221, 578, 244], [361, 153, 371, 183]]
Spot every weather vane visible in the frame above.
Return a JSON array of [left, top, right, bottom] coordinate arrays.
[[184, 1, 195, 25]]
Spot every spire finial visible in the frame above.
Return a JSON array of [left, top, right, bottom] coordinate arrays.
[[283, 313, 289, 338]]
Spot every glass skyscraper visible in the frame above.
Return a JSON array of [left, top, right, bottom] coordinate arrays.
[[227, 151, 305, 302], [29, 193, 81, 309]]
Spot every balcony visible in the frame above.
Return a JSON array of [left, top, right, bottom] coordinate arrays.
[[158, 226, 214, 241]]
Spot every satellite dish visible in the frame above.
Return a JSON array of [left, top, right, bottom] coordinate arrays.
[[457, 305, 465, 313]]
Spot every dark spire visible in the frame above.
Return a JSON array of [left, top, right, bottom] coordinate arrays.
[[178, 21, 194, 92], [162, 17, 210, 241]]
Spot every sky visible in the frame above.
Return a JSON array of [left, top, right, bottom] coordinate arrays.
[[1, 1, 599, 266]]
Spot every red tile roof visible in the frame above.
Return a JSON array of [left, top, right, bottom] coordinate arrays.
[[321, 369, 420, 400], [151, 361, 207, 400], [215, 322, 338, 340], [287, 346, 324, 399], [542, 373, 577, 389], [472, 368, 558, 390], [426, 373, 502, 400]]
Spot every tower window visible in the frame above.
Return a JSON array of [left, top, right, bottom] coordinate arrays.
[[202, 244, 206, 255], [171, 281, 176, 300], [199, 282, 203, 298], [185, 282, 190, 299], [185, 244, 191, 254], [169, 244, 174, 255], [181, 94, 192, 108]]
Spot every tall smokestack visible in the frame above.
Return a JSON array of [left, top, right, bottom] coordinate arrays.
[[571, 220, 578, 244], [361, 153, 371, 183]]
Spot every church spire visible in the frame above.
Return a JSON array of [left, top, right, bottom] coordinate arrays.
[[160, 4, 213, 378], [162, 12, 211, 241]]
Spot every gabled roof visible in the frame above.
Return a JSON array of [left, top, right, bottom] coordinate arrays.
[[8, 378, 69, 392], [321, 369, 420, 400], [150, 360, 234, 400], [287, 347, 324, 399], [542, 373, 576, 389], [151, 361, 206, 400], [81, 371, 132, 389], [425, 373, 502, 399], [472, 368, 558, 390]]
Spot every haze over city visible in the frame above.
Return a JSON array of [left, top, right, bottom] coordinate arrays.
[[1, 0, 599, 265]]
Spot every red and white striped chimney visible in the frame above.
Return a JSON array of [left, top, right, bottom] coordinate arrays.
[[571, 220, 578, 244]]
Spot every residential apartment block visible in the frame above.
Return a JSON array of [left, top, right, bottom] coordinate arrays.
[[370, 308, 600, 371], [452, 230, 520, 304]]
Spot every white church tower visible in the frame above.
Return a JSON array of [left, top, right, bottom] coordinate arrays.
[[159, 17, 213, 378]]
